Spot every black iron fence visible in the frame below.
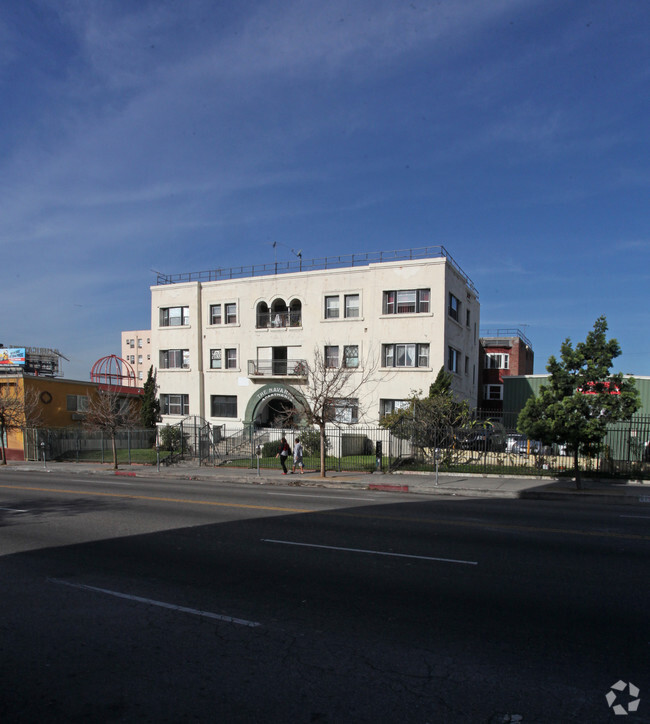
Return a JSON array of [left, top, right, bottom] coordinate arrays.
[[23, 416, 650, 479]]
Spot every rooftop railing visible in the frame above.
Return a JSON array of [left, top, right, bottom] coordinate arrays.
[[480, 328, 533, 349], [155, 245, 478, 296]]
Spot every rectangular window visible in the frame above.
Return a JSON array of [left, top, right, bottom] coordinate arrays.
[[138, 339, 143, 348], [160, 306, 189, 327], [485, 353, 509, 370], [382, 343, 429, 368], [66, 395, 88, 412], [159, 349, 189, 369], [324, 296, 340, 319], [210, 304, 222, 325], [448, 346, 460, 373], [161, 394, 189, 416], [343, 345, 359, 368], [129, 339, 135, 348], [225, 348, 237, 369], [210, 349, 222, 369], [448, 294, 460, 322], [483, 384, 504, 401], [344, 294, 360, 318], [329, 398, 359, 424], [325, 345, 339, 368], [465, 355, 470, 375], [211, 395, 237, 418], [138, 355, 143, 364], [225, 303, 237, 325], [383, 289, 430, 315], [466, 309, 471, 327], [380, 399, 409, 417]]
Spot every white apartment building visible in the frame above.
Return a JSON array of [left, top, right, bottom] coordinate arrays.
[[150, 247, 480, 428], [120, 330, 152, 387]]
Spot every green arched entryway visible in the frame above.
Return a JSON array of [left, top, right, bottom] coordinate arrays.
[[244, 383, 308, 427]]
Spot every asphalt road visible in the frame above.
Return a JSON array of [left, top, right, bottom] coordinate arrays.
[[1, 470, 649, 723]]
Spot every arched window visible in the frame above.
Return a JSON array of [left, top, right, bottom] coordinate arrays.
[[270, 299, 288, 327], [289, 299, 302, 327], [256, 301, 269, 328]]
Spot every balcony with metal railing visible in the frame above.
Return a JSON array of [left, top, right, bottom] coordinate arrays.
[[248, 359, 308, 378], [256, 311, 302, 329]]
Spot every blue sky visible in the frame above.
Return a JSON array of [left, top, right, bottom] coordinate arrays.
[[1, 0, 648, 381]]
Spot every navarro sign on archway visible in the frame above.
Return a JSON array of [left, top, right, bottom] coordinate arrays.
[[244, 383, 306, 424]]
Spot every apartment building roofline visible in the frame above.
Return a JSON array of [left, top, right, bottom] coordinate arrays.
[[479, 328, 532, 349], [154, 245, 478, 296]]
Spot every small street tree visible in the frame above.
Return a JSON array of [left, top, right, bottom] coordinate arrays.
[[286, 347, 378, 478], [84, 388, 141, 470], [0, 383, 41, 464], [381, 367, 472, 461], [140, 366, 161, 429], [518, 316, 640, 488]]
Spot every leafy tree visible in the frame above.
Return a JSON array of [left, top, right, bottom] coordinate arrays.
[[428, 365, 453, 398], [84, 388, 141, 469], [140, 366, 161, 429], [380, 384, 472, 460], [518, 316, 640, 488]]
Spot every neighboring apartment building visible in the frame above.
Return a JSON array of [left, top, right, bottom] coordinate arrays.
[[150, 247, 480, 428], [120, 331, 152, 386], [478, 328, 534, 418]]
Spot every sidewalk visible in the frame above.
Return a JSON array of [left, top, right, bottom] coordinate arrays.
[[3, 459, 650, 506]]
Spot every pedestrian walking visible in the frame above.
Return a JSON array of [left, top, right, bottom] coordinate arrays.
[[292, 438, 304, 474], [276, 436, 291, 474]]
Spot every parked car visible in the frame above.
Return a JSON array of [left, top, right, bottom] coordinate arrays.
[[457, 429, 506, 452], [510, 437, 545, 455]]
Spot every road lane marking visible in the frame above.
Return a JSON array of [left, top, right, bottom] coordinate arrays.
[[0, 507, 28, 513], [261, 538, 478, 566], [268, 492, 373, 501], [48, 578, 261, 627], [0, 484, 309, 514], [3, 483, 650, 542]]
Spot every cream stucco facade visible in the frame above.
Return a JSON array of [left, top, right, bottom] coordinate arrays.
[[150, 250, 480, 427]]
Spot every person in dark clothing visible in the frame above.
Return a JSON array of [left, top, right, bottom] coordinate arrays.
[[276, 437, 291, 474]]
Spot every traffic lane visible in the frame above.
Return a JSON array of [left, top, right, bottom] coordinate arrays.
[[3, 500, 649, 722]]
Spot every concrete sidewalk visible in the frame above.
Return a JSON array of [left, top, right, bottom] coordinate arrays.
[[3, 459, 650, 506]]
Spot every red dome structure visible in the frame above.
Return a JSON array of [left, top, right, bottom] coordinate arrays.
[[91, 354, 142, 394]]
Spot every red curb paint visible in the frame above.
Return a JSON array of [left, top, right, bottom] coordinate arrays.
[[369, 484, 409, 492], [115, 471, 136, 477]]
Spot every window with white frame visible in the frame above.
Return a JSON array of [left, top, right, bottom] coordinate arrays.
[[380, 399, 409, 417], [448, 346, 460, 373], [225, 348, 237, 369], [328, 398, 359, 423], [382, 343, 429, 368], [210, 349, 222, 369], [210, 304, 222, 325], [383, 289, 430, 315], [160, 394, 189, 416], [159, 349, 189, 369], [344, 294, 360, 318], [225, 303, 237, 324], [343, 345, 359, 368], [483, 384, 504, 401], [137, 339, 143, 348], [485, 353, 509, 370], [448, 293, 460, 322], [324, 296, 340, 319], [160, 306, 189, 327], [325, 345, 339, 368]]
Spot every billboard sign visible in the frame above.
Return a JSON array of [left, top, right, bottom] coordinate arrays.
[[0, 348, 26, 366]]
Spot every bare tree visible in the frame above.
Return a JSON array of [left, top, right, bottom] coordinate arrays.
[[83, 388, 141, 470], [286, 347, 378, 478], [0, 383, 41, 464]]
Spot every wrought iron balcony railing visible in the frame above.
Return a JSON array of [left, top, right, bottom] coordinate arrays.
[[248, 359, 308, 377], [256, 311, 302, 328]]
